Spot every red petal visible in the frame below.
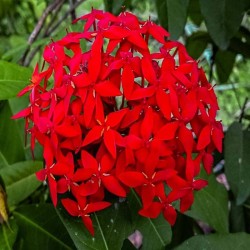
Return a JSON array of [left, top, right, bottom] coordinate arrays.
[[163, 205, 177, 226], [48, 175, 57, 207], [86, 201, 111, 213], [178, 125, 194, 154], [80, 180, 99, 196], [197, 124, 212, 150], [82, 216, 94, 236], [139, 202, 162, 218], [155, 121, 179, 140], [122, 65, 134, 98], [104, 129, 116, 159], [106, 109, 128, 128], [203, 152, 214, 174], [88, 34, 103, 83], [212, 127, 224, 152], [180, 192, 194, 212], [57, 178, 68, 194], [156, 89, 171, 120], [95, 80, 122, 97], [82, 126, 103, 147], [141, 57, 157, 84], [193, 179, 208, 190], [102, 175, 126, 197], [119, 171, 146, 187], [36, 169, 46, 181], [141, 185, 155, 209], [81, 150, 98, 171], [141, 107, 153, 141], [61, 198, 79, 216]]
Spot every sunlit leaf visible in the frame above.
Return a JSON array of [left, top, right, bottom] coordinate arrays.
[[0, 60, 31, 100], [0, 161, 42, 207]]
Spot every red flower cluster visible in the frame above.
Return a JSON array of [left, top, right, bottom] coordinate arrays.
[[13, 9, 223, 235]]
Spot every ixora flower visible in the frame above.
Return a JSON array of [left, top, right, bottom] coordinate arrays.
[[13, 9, 223, 236]]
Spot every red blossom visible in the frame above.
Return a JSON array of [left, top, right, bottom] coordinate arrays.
[[13, 9, 223, 235]]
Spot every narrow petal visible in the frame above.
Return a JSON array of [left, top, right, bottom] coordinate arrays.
[[81, 150, 98, 171], [82, 216, 94, 236], [95, 80, 122, 97], [139, 202, 162, 218], [82, 126, 103, 147], [61, 198, 79, 216], [197, 124, 212, 150], [122, 65, 134, 98], [104, 129, 116, 159], [102, 175, 126, 197], [119, 171, 146, 187], [155, 121, 179, 141]]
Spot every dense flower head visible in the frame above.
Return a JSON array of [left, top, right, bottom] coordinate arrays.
[[13, 9, 223, 235]]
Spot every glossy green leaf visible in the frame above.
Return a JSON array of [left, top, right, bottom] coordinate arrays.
[[229, 201, 246, 233], [175, 233, 250, 250], [185, 173, 229, 233], [13, 204, 74, 250], [188, 0, 203, 26], [186, 31, 210, 59], [57, 200, 134, 250], [0, 101, 25, 164], [0, 219, 18, 250], [156, 0, 190, 40], [225, 123, 250, 205], [0, 161, 42, 207], [215, 50, 236, 83], [199, 0, 245, 50], [128, 190, 172, 249], [0, 60, 31, 100]]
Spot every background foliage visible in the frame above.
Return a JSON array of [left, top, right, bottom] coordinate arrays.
[[0, 0, 250, 249]]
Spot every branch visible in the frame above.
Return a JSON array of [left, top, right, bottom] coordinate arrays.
[[28, 0, 62, 45], [23, 0, 85, 67], [46, 0, 84, 36], [239, 97, 249, 123], [20, 0, 63, 66]]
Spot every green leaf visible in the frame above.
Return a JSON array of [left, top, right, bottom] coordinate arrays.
[[225, 123, 250, 205], [175, 233, 250, 250], [185, 173, 229, 233], [229, 201, 246, 233], [0, 60, 31, 100], [128, 190, 172, 249], [0, 219, 18, 250], [188, 0, 203, 26], [57, 200, 134, 250], [199, 0, 245, 50], [0, 101, 25, 164], [186, 31, 210, 59], [0, 151, 9, 170], [156, 0, 190, 40], [215, 50, 236, 83], [0, 161, 42, 207], [13, 204, 75, 250]]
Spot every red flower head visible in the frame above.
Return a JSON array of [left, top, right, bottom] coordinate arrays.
[[13, 9, 223, 235]]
